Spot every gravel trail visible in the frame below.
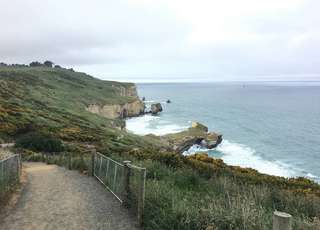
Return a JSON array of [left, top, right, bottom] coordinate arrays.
[[1, 162, 139, 230]]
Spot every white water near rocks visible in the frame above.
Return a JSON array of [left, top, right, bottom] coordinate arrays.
[[127, 116, 295, 178], [126, 114, 188, 136], [126, 82, 320, 182]]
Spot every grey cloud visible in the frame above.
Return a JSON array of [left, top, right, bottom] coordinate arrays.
[[1, 0, 320, 81]]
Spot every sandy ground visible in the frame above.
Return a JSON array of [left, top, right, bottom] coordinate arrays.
[[0, 162, 139, 230]]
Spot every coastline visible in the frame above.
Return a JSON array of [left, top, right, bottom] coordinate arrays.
[[126, 96, 319, 183]]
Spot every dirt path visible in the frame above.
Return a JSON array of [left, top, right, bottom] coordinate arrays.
[[0, 162, 139, 230]]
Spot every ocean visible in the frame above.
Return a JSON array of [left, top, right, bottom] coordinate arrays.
[[126, 82, 320, 182]]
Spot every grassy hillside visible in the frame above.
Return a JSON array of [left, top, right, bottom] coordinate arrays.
[[0, 67, 130, 141], [1, 66, 319, 229], [0, 66, 166, 158]]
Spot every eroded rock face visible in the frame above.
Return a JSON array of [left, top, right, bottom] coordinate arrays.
[[163, 122, 222, 154], [86, 99, 145, 119], [151, 103, 163, 115], [191, 121, 208, 132], [112, 85, 138, 97]]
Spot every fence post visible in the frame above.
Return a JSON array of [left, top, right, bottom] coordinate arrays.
[[16, 155, 20, 183], [68, 152, 72, 170], [138, 168, 146, 226], [122, 161, 131, 207], [273, 211, 292, 230], [91, 151, 96, 176], [19, 153, 22, 175], [1, 161, 4, 195]]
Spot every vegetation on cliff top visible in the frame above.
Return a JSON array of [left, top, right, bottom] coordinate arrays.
[[1, 66, 320, 229], [0, 66, 142, 143]]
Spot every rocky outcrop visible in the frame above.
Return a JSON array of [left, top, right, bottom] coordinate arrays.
[[151, 103, 163, 115], [144, 102, 163, 115], [86, 83, 146, 119], [163, 122, 222, 153], [86, 99, 145, 119], [191, 121, 208, 132], [201, 132, 223, 148], [112, 84, 138, 97]]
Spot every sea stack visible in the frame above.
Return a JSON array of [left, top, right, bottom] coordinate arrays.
[[151, 103, 163, 115]]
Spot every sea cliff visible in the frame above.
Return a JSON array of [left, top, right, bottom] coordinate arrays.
[[86, 100, 144, 119]]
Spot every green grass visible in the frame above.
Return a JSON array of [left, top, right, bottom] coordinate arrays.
[[0, 66, 156, 151], [108, 154, 320, 230], [2, 66, 320, 229]]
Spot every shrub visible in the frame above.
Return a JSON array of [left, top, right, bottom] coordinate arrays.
[[16, 132, 64, 152], [172, 168, 201, 190], [44, 60, 54, 68], [29, 61, 43, 67], [144, 160, 172, 181]]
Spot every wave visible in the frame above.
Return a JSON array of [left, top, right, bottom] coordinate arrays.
[[185, 140, 295, 178], [216, 140, 295, 178], [126, 114, 188, 136], [126, 115, 319, 181]]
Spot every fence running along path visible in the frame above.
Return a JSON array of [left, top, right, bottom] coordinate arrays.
[[0, 154, 21, 199], [93, 152, 146, 226], [28, 151, 147, 226], [18, 151, 296, 229]]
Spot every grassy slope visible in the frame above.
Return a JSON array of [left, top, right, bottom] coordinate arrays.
[[1, 67, 319, 229], [0, 67, 157, 151]]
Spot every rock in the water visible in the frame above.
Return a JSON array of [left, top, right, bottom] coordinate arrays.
[[166, 99, 171, 103], [172, 136, 204, 153], [162, 122, 223, 154], [191, 121, 208, 132], [206, 133, 223, 148], [151, 103, 163, 115]]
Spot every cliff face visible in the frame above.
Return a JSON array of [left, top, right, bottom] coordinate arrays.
[[86, 99, 144, 119], [113, 85, 138, 97], [85, 82, 145, 119], [0, 67, 148, 141]]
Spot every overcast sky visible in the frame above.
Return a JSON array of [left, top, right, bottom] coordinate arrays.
[[1, 0, 320, 82]]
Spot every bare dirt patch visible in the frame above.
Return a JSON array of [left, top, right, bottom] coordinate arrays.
[[0, 162, 139, 230]]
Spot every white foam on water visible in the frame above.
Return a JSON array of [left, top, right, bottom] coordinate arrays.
[[184, 140, 295, 178], [127, 116, 318, 180], [216, 140, 294, 178], [126, 114, 188, 136], [183, 144, 208, 155]]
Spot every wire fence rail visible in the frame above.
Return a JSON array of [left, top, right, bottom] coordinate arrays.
[[0, 154, 21, 199], [11, 151, 297, 229], [93, 152, 146, 226]]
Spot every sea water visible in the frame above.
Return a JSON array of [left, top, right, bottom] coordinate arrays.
[[126, 82, 320, 182]]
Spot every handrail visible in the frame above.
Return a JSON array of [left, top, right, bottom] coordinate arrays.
[[0, 153, 21, 199], [94, 170, 123, 203], [92, 152, 146, 226], [127, 163, 146, 171], [95, 152, 124, 167], [0, 154, 19, 163]]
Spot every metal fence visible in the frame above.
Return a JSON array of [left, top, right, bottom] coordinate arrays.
[[0, 154, 21, 198], [23, 151, 146, 225], [93, 152, 146, 225]]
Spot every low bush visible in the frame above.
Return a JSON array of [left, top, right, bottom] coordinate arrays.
[[16, 132, 64, 153]]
